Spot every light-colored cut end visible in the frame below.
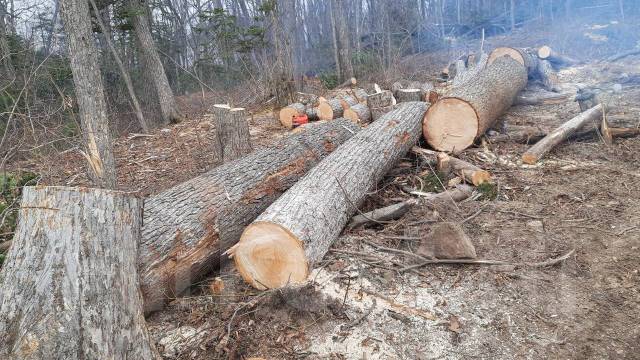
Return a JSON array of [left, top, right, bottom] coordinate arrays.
[[522, 153, 538, 165], [344, 108, 359, 123], [233, 221, 308, 290], [471, 171, 491, 186], [213, 104, 231, 109], [538, 46, 552, 59], [317, 102, 334, 121], [279, 107, 298, 129], [488, 47, 525, 67], [423, 97, 478, 152]]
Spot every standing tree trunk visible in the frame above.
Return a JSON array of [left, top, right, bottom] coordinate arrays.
[[213, 105, 253, 162], [139, 120, 359, 314], [128, 0, 181, 127], [0, 5, 14, 79], [423, 56, 527, 152], [0, 187, 158, 359], [229, 102, 428, 290], [60, 0, 117, 188], [331, 0, 354, 81]]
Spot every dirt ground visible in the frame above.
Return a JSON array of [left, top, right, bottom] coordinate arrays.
[[6, 31, 640, 360]]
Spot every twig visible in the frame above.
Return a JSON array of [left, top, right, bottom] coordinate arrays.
[[335, 176, 390, 226], [342, 299, 376, 330]]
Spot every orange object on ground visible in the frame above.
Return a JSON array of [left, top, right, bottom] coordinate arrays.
[[293, 114, 309, 127]]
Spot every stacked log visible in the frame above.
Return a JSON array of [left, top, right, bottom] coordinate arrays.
[[366, 90, 396, 121], [228, 102, 428, 290], [139, 119, 359, 313], [423, 56, 527, 152], [0, 187, 158, 359], [279, 102, 320, 128], [344, 103, 372, 124]]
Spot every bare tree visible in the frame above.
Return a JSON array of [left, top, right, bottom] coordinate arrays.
[[330, 0, 353, 81], [59, 0, 117, 188]]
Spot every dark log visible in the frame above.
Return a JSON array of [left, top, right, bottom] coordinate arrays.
[[139, 120, 359, 313], [423, 56, 527, 152], [522, 104, 603, 164], [0, 187, 158, 359], [229, 102, 429, 289]]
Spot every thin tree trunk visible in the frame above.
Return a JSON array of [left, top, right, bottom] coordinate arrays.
[[329, 0, 341, 79], [59, 0, 117, 188], [0, 4, 14, 78], [128, 0, 181, 127], [90, 0, 149, 133]]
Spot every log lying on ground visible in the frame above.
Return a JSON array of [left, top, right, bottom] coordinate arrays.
[[344, 103, 372, 124], [0, 187, 158, 359], [522, 104, 603, 164], [601, 116, 640, 145], [514, 90, 568, 105], [437, 153, 490, 186], [396, 88, 423, 102], [537, 46, 578, 65], [215, 106, 252, 161], [536, 59, 561, 92], [317, 98, 344, 120], [279, 103, 321, 128], [485, 124, 547, 144], [488, 47, 538, 76], [348, 199, 417, 229], [423, 56, 527, 152], [229, 102, 428, 289], [140, 119, 359, 313]]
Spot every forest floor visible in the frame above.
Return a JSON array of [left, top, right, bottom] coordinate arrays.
[[6, 29, 640, 360]]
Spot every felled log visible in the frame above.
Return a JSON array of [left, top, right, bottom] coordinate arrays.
[[140, 120, 359, 313], [396, 88, 423, 102], [436, 153, 490, 186], [522, 104, 603, 164], [601, 117, 640, 145], [229, 102, 428, 289], [537, 46, 578, 65], [317, 98, 344, 120], [344, 103, 372, 124], [348, 199, 417, 229], [423, 56, 527, 152], [536, 60, 561, 92], [0, 187, 158, 359], [279, 102, 306, 128], [215, 106, 252, 162], [485, 125, 547, 144], [514, 90, 568, 105], [488, 47, 538, 76], [367, 90, 395, 108]]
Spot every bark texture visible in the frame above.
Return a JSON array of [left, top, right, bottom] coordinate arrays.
[[423, 56, 527, 152], [217, 107, 252, 162], [318, 98, 344, 120], [522, 104, 603, 164], [128, 0, 181, 126], [0, 186, 158, 359], [59, 0, 117, 188], [396, 89, 423, 102], [140, 119, 359, 313], [232, 102, 428, 289], [344, 103, 372, 124], [536, 59, 561, 92], [366, 90, 395, 108]]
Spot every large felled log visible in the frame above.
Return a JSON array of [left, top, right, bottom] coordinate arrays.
[[423, 56, 527, 152], [229, 102, 428, 289], [452, 52, 489, 87], [317, 98, 344, 120], [140, 120, 359, 313], [344, 103, 372, 124], [0, 187, 158, 359], [522, 104, 603, 164], [279, 102, 306, 128], [488, 47, 538, 76], [537, 46, 578, 65]]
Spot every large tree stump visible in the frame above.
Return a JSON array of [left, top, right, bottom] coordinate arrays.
[[522, 104, 603, 164], [214, 105, 252, 162], [140, 119, 359, 313], [229, 102, 428, 289], [423, 56, 527, 152], [0, 186, 158, 359], [344, 103, 372, 124]]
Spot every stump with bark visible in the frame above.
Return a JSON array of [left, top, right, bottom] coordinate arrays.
[[396, 89, 423, 102], [0, 186, 158, 359], [214, 105, 252, 162], [140, 119, 359, 313], [423, 56, 527, 152], [229, 102, 428, 289]]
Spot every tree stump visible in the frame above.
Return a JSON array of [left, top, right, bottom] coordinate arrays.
[[213, 105, 252, 162], [366, 90, 395, 108], [396, 89, 423, 102], [0, 186, 158, 359]]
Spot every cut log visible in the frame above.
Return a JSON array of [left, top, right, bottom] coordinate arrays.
[[338, 94, 359, 109], [514, 90, 568, 105], [537, 46, 578, 65], [305, 106, 319, 121], [522, 104, 603, 164], [488, 47, 538, 76], [436, 153, 490, 186], [423, 56, 527, 152], [344, 103, 372, 124], [229, 102, 428, 289], [485, 125, 547, 144], [601, 116, 640, 145], [0, 186, 158, 359], [348, 199, 417, 229], [371, 105, 395, 121], [396, 89, 423, 102], [295, 92, 321, 106], [279, 102, 306, 128], [408, 184, 474, 203], [139, 119, 359, 313], [218, 107, 252, 162], [536, 59, 561, 92], [317, 98, 344, 120], [366, 90, 395, 108]]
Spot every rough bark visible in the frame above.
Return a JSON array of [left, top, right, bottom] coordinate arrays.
[[0, 187, 158, 359], [371, 105, 395, 121], [396, 89, 423, 102], [218, 107, 252, 162], [128, 0, 181, 127], [366, 90, 395, 108], [344, 103, 372, 124], [140, 119, 359, 313], [522, 104, 603, 164], [536, 59, 561, 92], [230, 102, 428, 289], [331, 0, 354, 81], [59, 0, 117, 188], [488, 47, 538, 76], [452, 52, 488, 87], [423, 56, 527, 152]]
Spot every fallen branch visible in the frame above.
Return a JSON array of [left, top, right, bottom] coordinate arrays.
[[348, 199, 417, 229]]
